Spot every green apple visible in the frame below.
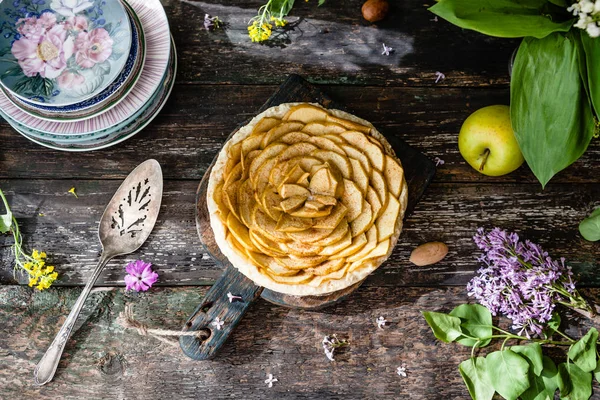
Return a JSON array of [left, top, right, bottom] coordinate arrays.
[[458, 105, 524, 176]]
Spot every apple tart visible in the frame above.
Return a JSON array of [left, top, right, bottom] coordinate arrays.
[[207, 103, 408, 296]]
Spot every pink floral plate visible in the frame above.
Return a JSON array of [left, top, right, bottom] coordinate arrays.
[[0, 0, 132, 107], [0, 0, 171, 135]]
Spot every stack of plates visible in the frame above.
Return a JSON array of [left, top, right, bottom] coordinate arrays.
[[0, 0, 176, 151]]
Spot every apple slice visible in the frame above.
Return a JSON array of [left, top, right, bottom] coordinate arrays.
[[227, 232, 248, 255], [311, 149, 352, 179], [224, 162, 243, 188], [281, 184, 310, 199], [349, 158, 368, 196], [227, 212, 255, 251], [330, 232, 367, 259], [289, 205, 333, 218], [241, 135, 263, 156], [347, 226, 378, 262], [252, 117, 281, 136], [327, 115, 371, 134], [223, 180, 241, 220], [376, 193, 400, 242], [348, 240, 391, 272], [275, 254, 329, 269], [248, 143, 287, 185], [341, 179, 364, 222], [318, 229, 352, 256], [309, 136, 346, 155], [383, 155, 404, 197], [213, 183, 229, 217], [341, 131, 384, 171], [279, 195, 307, 213], [308, 265, 350, 287], [318, 221, 350, 247], [266, 271, 313, 284], [249, 230, 287, 257], [322, 134, 345, 143], [302, 121, 346, 135], [279, 131, 312, 144], [238, 180, 256, 227], [305, 200, 326, 211], [260, 187, 283, 221], [241, 149, 261, 177], [278, 142, 318, 161], [247, 251, 297, 276], [287, 225, 335, 244], [370, 169, 388, 209], [252, 208, 290, 242], [253, 158, 278, 195], [366, 186, 383, 220], [309, 167, 337, 197], [261, 122, 304, 148], [279, 165, 309, 190], [276, 214, 313, 232], [283, 104, 329, 123], [313, 203, 347, 229], [313, 194, 337, 206], [350, 200, 372, 237], [341, 144, 372, 176], [282, 240, 323, 257], [308, 258, 345, 276], [296, 173, 310, 187]]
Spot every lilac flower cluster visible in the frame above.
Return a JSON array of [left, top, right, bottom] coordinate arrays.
[[467, 228, 577, 338]]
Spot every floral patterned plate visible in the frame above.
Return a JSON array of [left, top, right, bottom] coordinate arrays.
[[3, 0, 145, 122], [3, 37, 176, 151], [0, 0, 132, 106], [0, 0, 170, 135]]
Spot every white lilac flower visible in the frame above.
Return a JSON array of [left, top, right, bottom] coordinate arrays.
[[227, 292, 243, 303], [381, 43, 393, 56], [434, 157, 445, 167], [322, 334, 348, 361], [376, 316, 387, 329], [265, 373, 278, 388], [397, 365, 407, 377], [210, 317, 225, 330], [568, 0, 600, 38], [434, 71, 445, 83]]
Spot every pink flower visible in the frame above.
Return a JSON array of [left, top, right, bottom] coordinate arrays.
[[65, 15, 88, 32], [11, 24, 74, 79], [38, 12, 58, 29], [57, 70, 85, 88], [124, 260, 158, 292], [75, 28, 113, 68]]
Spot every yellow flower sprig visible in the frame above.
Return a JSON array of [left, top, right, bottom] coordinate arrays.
[[0, 189, 58, 291], [248, 1, 289, 43]]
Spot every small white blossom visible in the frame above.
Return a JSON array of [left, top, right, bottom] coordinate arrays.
[[434, 71, 445, 83], [434, 157, 445, 167], [265, 373, 278, 388], [381, 43, 393, 56], [430, 16, 438, 22], [210, 317, 225, 330], [397, 365, 407, 377], [227, 292, 243, 303], [322, 334, 348, 362], [568, 0, 600, 38], [376, 316, 387, 329]]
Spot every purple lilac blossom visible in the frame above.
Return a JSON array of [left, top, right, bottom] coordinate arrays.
[[124, 260, 158, 292], [467, 228, 576, 338]]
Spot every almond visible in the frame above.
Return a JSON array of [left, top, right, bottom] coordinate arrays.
[[361, 0, 389, 23], [409, 242, 448, 266]]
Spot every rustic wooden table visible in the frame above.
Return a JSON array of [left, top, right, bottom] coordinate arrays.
[[1, 1, 599, 399]]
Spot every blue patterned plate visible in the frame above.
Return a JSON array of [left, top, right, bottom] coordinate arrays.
[[3, 0, 145, 121], [0, 0, 132, 106]]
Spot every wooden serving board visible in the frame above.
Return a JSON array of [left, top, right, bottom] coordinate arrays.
[[179, 75, 436, 360]]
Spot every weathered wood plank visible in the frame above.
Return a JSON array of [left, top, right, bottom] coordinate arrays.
[[1, 285, 599, 399], [163, 0, 518, 87], [1, 84, 599, 183], [1, 180, 598, 287]]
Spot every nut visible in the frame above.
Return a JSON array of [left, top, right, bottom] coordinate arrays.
[[361, 0, 389, 23], [409, 242, 448, 266]]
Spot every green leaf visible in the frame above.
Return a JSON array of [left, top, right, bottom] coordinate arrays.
[[459, 357, 495, 400], [270, 0, 295, 18], [429, 0, 573, 39], [579, 208, 600, 242], [318, 0, 326, 5], [422, 311, 463, 343], [578, 30, 600, 118], [593, 362, 600, 384], [0, 66, 22, 79], [0, 189, 12, 234], [486, 349, 531, 400], [567, 327, 598, 372], [543, 313, 561, 339], [511, 33, 596, 188], [42, 78, 53, 97], [558, 363, 592, 400], [547, 0, 567, 6], [512, 343, 544, 376], [449, 304, 493, 347], [521, 356, 559, 400]]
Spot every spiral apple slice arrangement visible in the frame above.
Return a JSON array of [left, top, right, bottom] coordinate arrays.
[[209, 103, 408, 296]]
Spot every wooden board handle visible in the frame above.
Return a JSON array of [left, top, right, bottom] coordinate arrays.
[[179, 265, 263, 360]]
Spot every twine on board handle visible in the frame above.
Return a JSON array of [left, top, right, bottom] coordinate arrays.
[[116, 305, 210, 347]]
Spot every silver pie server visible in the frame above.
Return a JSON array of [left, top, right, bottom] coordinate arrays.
[[34, 159, 163, 385]]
